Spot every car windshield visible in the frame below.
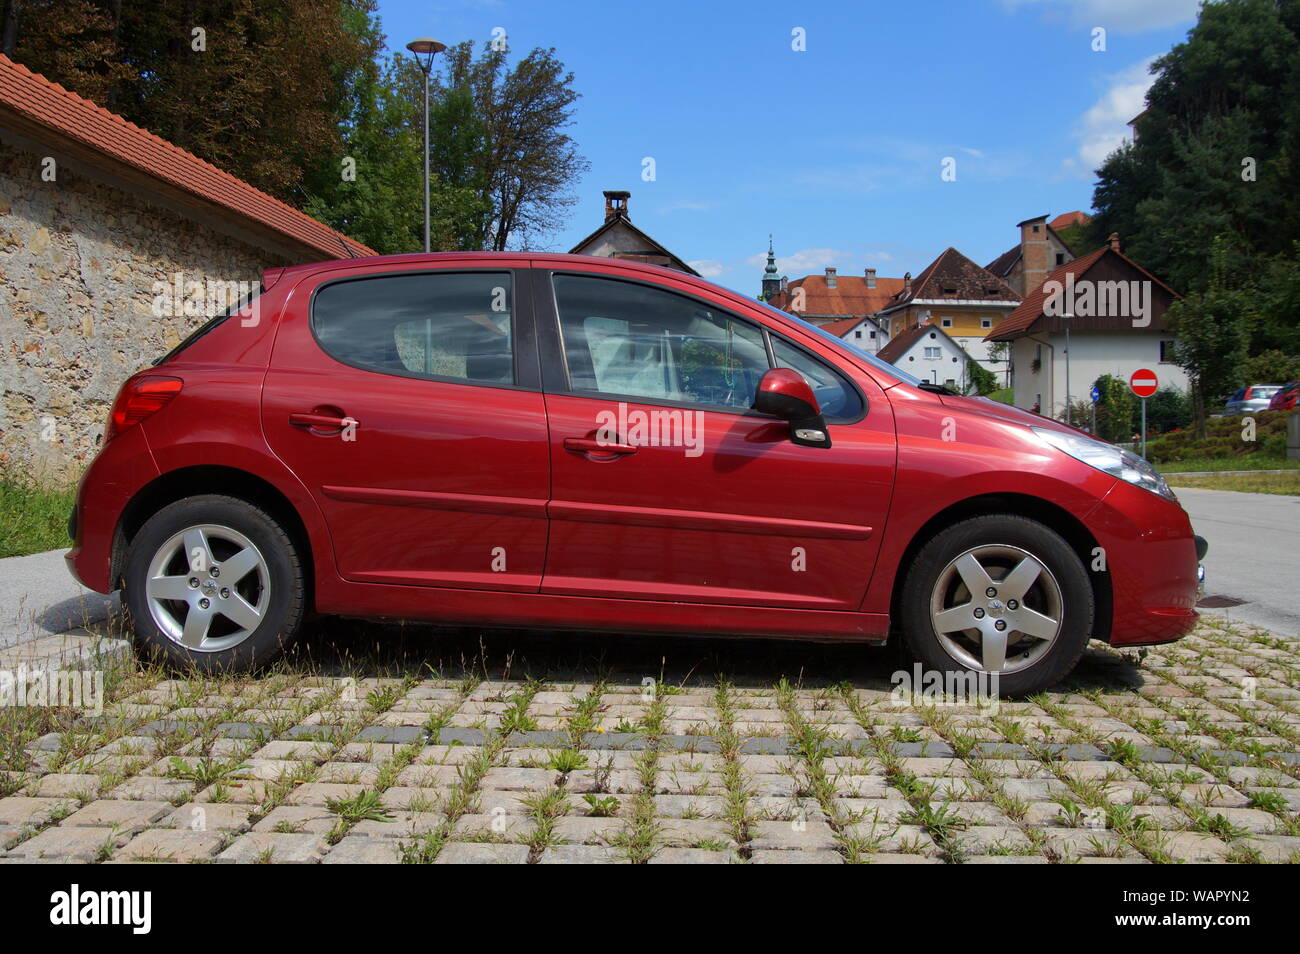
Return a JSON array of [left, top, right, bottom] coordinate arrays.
[[757, 302, 924, 387]]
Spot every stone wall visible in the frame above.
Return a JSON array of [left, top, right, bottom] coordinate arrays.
[[0, 137, 291, 481]]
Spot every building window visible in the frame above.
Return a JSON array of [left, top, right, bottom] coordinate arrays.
[[980, 317, 992, 329], [923, 347, 941, 359], [1159, 339, 1176, 363], [941, 317, 953, 328], [854, 330, 863, 339], [1055, 253, 1065, 265], [869, 330, 876, 339]]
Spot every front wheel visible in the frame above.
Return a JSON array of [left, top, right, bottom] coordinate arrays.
[[898, 514, 1094, 696], [123, 495, 305, 673]]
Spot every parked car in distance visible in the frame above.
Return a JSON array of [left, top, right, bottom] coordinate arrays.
[[1224, 384, 1281, 415], [67, 253, 1208, 695], [1268, 381, 1300, 412]]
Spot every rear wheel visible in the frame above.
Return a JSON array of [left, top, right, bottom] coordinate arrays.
[[124, 495, 305, 672], [899, 514, 1093, 696]]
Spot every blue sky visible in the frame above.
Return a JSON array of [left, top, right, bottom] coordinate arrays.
[[375, 0, 1204, 295]]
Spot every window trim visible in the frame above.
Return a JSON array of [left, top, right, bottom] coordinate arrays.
[[306, 267, 541, 392], [539, 269, 866, 424]]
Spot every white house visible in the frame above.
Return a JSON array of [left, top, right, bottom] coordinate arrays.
[[877, 321, 971, 390], [986, 238, 1188, 418]]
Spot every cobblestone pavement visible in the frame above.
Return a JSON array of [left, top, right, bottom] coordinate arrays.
[[1, 615, 1298, 864]]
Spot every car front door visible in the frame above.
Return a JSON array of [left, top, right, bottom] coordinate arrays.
[[261, 262, 550, 592], [535, 266, 896, 610]]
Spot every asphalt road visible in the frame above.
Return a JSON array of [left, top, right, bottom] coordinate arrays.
[[1177, 486, 1300, 639], [0, 548, 118, 649]]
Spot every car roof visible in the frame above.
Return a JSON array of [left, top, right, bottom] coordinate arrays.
[[265, 251, 708, 291]]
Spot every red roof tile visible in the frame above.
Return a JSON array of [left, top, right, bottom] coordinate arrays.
[[766, 273, 905, 318], [985, 246, 1181, 341], [1049, 210, 1091, 231], [0, 53, 373, 260]]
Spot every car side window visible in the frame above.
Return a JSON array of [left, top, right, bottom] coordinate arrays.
[[769, 336, 864, 421], [552, 274, 769, 409], [313, 272, 514, 385]]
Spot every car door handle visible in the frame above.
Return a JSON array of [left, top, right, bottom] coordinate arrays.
[[289, 412, 354, 430], [563, 437, 637, 456]]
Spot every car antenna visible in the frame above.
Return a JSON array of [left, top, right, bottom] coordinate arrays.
[[337, 234, 357, 259]]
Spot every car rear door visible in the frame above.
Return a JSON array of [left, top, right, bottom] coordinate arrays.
[[261, 260, 550, 592], [533, 264, 896, 610]]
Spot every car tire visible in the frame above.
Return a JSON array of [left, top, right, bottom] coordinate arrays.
[[898, 514, 1094, 697], [123, 495, 305, 673]]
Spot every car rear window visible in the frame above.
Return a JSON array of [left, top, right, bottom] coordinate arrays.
[[312, 272, 515, 386], [151, 285, 262, 365]]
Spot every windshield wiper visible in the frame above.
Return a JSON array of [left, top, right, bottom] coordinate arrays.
[[915, 381, 958, 395]]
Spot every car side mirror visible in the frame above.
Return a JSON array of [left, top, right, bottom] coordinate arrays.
[[753, 368, 832, 448]]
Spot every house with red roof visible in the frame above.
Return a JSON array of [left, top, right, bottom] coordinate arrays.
[[0, 53, 370, 472], [875, 321, 972, 391], [985, 234, 1187, 419], [760, 242, 904, 355], [873, 247, 1021, 376]]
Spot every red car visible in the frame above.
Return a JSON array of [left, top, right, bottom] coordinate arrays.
[[67, 253, 1206, 694], [1268, 381, 1300, 411]]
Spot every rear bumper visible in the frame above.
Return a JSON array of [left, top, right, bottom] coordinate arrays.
[[65, 425, 160, 593]]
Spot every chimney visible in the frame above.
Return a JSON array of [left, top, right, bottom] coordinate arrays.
[[865, 267, 877, 289], [903, 271, 912, 294], [824, 267, 837, 289], [1108, 232, 1122, 253], [603, 190, 631, 222], [1017, 214, 1050, 296]]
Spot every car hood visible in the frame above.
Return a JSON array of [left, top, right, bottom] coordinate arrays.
[[933, 391, 1083, 438]]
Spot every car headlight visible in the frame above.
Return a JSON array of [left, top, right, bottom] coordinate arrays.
[[1031, 426, 1175, 501]]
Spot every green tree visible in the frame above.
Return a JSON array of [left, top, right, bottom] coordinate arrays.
[[963, 357, 998, 396], [5, 0, 380, 202], [1166, 238, 1253, 435], [432, 41, 589, 250], [1092, 373, 1138, 443], [1241, 348, 1300, 383]]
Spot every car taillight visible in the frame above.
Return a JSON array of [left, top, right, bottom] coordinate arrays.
[[105, 375, 183, 442]]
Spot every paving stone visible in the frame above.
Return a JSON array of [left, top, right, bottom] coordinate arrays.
[[648, 847, 737, 864], [1159, 831, 1232, 863], [859, 853, 944, 864], [8, 825, 128, 861], [747, 819, 838, 851], [1233, 835, 1300, 863], [110, 776, 196, 802], [658, 818, 733, 848], [62, 799, 171, 830], [286, 782, 367, 807], [116, 829, 225, 862], [450, 813, 535, 842], [538, 844, 625, 864], [352, 811, 444, 838], [159, 802, 253, 832], [217, 832, 327, 863], [434, 842, 530, 864], [0, 795, 74, 828], [963, 855, 1049, 863], [949, 825, 1033, 854], [322, 835, 403, 864], [479, 767, 560, 791], [252, 806, 338, 834], [28, 773, 103, 798], [553, 816, 624, 845], [748, 849, 844, 864]]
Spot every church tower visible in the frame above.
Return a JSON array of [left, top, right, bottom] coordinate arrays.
[[760, 235, 781, 300]]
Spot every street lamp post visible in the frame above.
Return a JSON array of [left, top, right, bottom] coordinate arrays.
[[406, 37, 447, 254]]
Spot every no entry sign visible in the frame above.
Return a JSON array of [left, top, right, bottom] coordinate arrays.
[[1129, 368, 1159, 398]]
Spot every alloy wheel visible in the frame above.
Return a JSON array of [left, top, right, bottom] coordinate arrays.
[[928, 544, 1064, 674]]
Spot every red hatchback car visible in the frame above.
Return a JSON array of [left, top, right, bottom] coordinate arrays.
[[67, 253, 1206, 694]]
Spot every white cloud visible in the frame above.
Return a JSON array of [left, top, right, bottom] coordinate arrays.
[[1063, 55, 1157, 177], [688, 259, 725, 277], [1002, 0, 1200, 33], [743, 248, 854, 274]]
